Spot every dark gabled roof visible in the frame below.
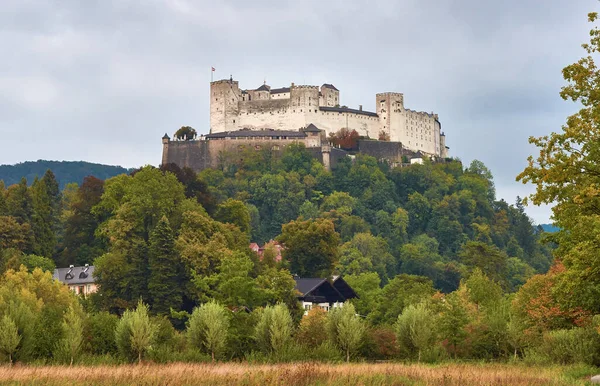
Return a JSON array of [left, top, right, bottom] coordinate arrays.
[[162, 133, 170, 140], [294, 278, 327, 296], [206, 129, 307, 139], [255, 84, 270, 92], [53, 266, 95, 285], [303, 123, 322, 133], [332, 276, 358, 300], [322, 83, 339, 91], [319, 106, 378, 117], [294, 276, 358, 303], [270, 87, 290, 94]]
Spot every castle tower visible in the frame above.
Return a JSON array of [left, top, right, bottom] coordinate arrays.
[[376, 93, 405, 142], [161, 133, 170, 166], [320, 84, 339, 107], [210, 78, 241, 133]]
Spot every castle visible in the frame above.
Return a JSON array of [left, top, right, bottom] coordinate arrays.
[[161, 77, 449, 172], [210, 77, 448, 158]]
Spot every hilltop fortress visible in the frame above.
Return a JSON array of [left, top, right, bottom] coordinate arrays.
[[210, 78, 447, 158], [162, 77, 449, 171]]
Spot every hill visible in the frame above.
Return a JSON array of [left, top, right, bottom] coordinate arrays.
[[540, 223, 560, 233], [0, 160, 132, 189]]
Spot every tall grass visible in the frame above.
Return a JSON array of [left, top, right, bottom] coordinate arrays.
[[0, 362, 593, 385]]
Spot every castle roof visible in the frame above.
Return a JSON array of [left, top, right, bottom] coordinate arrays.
[[303, 123, 322, 133], [319, 106, 378, 117], [270, 87, 290, 94], [255, 84, 271, 92], [322, 83, 339, 91], [206, 129, 307, 139], [162, 133, 170, 140]]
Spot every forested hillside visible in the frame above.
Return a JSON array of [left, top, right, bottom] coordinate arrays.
[[0, 160, 131, 189], [3, 141, 583, 366]]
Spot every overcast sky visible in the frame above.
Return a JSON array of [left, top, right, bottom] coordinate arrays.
[[1, 0, 596, 224]]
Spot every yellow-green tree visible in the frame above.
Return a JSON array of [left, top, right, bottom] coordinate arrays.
[[517, 11, 600, 311]]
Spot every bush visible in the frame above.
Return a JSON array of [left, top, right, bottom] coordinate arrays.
[[85, 312, 118, 355], [537, 327, 600, 365], [115, 301, 157, 363]]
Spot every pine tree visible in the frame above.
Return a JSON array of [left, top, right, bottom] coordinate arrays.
[[6, 177, 33, 224], [148, 216, 182, 315], [30, 177, 56, 258], [0, 181, 7, 216]]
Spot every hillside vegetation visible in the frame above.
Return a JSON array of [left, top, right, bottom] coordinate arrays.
[[0, 160, 131, 189]]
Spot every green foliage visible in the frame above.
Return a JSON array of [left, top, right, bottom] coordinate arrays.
[[0, 315, 20, 365], [395, 303, 436, 361], [296, 307, 328, 349], [278, 218, 340, 278], [85, 312, 118, 355], [187, 301, 229, 361], [0, 161, 130, 190], [215, 198, 251, 234], [57, 306, 84, 365], [373, 274, 436, 325], [174, 126, 197, 141], [20, 254, 55, 273], [327, 302, 365, 362], [255, 304, 293, 356], [115, 301, 156, 363], [148, 216, 182, 315]]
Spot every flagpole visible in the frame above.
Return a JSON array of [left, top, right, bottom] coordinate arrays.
[[211, 67, 213, 83]]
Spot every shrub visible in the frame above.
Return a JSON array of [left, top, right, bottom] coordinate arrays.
[[85, 312, 118, 355], [537, 327, 600, 365], [327, 303, 365, 362], [395, 303, 436, 361]]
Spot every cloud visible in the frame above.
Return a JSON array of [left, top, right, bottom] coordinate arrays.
[[0, 0, 596, 224]]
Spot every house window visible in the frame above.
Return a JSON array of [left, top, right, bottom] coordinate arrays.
[[304, 304, 312, 310], [78, 285, 84, 294]]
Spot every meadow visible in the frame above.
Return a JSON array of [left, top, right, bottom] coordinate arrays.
[[0, 362, 596, 386]]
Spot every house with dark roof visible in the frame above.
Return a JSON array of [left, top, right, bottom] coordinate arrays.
[[294, 276, 358, 314], [53, 264, 97, 296]]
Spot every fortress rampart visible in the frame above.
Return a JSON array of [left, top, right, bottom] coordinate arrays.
[[210, 78, 448, 158]]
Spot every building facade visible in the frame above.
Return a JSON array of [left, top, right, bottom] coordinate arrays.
[[210, 78, 448, 158], [53, 265, 97, 297]]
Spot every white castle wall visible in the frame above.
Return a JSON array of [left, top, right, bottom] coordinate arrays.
[[209, 78, 447, 158]]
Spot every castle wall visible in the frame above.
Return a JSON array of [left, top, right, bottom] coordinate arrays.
[[209, 79, 447, 158]]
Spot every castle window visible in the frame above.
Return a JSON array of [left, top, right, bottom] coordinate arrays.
[[233, 120, 235, 123]]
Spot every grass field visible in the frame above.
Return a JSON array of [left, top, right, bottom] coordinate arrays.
[[0, 362, 596, 385]]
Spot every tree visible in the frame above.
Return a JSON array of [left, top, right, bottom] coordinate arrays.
[[296, 307, 328, 348], [59, 306, 83, 366], [327, 303, 365, 362], [187, 301, 229, 361], [0, 315, 20, 366], [115, 301, 156, 363], [395, 303, 435, 361], [517, 11, 600, 312], [255, 303, 293, 355], [438, 292, 469, 358], [215, 198, 251, 234], [278, 218, 340, 277], [328, 128, 360, 151], [0, 216, 30, 252], [374, 274, 436, 325], [458, 241, 508, 286], [174, 126, 197, 140], [148, 216, 182, 315]]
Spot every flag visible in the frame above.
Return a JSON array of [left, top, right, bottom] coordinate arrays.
[[211, 67, 215, 72]]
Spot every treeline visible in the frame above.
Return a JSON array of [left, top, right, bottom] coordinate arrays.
[[0, 160, 131, 190], [1, 144, 582, 365]]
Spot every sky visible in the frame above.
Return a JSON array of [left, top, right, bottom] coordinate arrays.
[[1, 0, 596, 224]]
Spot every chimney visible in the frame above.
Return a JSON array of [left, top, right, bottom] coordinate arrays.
[[359, 105, 363, 111]]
